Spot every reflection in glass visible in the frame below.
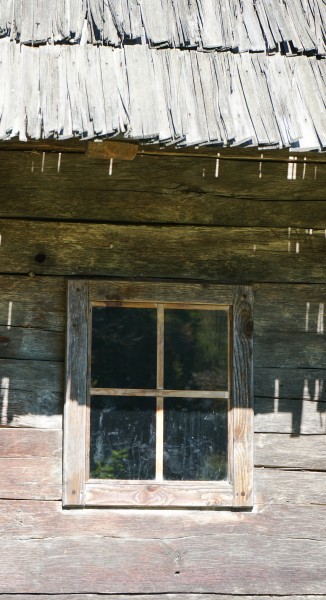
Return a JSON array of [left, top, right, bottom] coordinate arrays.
[[90, 396, 156, 480], [91, 307, 157, 388], [163, 398, 227, 481], [164, 309, 228, 390]]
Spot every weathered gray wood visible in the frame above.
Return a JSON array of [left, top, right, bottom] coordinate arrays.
[[0, 275, 65, 331], [255, 333, 326, 369], [0, 457, 61, 500], [0, 325, 64, 361], [0, 358, 63, 428], [255, 367, 326, 401], [1, 220, 326, 283], [232, 286, 254, 506], [0, 428, 61, 458], [1, 153, 325, 212], [63, 280, 89, 506], [0, 597, 325, 600], [0, 533, 325, 594], [0, 499, 325, 540], [255, 398, 326, 434], [255, 468, 326, 505], [255, 283, 326, 304], [255, 302, 326, 334], [255, 433, 326, 470]]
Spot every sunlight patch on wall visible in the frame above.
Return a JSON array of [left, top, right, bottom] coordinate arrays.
[[317, 303, 324, 334], [7, 301, 12, 330], [1, 377, 10, 425], [274, 378, 279, 412]]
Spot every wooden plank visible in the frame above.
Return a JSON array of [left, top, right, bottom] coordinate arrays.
[[0, 153, 325, 214], [0, 428, 61, 457], [255, 332, 326, 369], [0, 358, 63, 428], [255, 283, 326, 304], [1, 220, 326, 283], [0, 498, 325, 540], [0, 275, 65, 331], [255, 433, 326, 470], [255, 398, 326, 434], [232, 286, 254, 507], [0, 325, 64, 361], [63, 281, 89, 506], [0, 533, 325, 594], [1, 597, 325, 600], [0, 457, 61, 500], [255, 468, 326, 505], [255, 367, 326, 401], [255, 301, 326, 334]]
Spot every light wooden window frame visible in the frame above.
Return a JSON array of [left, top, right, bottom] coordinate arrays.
[[63, 280, 253, 508]]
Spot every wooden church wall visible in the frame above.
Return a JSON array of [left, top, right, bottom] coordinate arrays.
[[0, 149, 325, 598]]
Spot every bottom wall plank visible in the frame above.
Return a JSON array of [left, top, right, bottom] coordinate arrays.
[[1, 596, 326, 600], [0, 534, 325, 594]]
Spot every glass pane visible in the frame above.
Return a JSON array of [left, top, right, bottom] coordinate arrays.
[[163, 398, 228, 481], [164, 309, 228, 390], [90, 396, 156, 480], [91, 307, 157, 388]]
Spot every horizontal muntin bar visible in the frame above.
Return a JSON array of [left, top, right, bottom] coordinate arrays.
[[90, 388, 229, 398]]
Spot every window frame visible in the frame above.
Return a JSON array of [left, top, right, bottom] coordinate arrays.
[[63, 280, 253, 508]]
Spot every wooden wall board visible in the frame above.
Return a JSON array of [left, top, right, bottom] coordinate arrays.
[[255, 468, 326, 505], [255, 433, 326, 469], [0, 457, 61, 500], [255, 367, 326, 401], [0, 500, 325, 541], [254, 398, 326, 434], [0, 428, 61, 457], [0, 154, 325, 216], [0, 534, 325, 594], [2, 596, 326, 600], [0, 358, 63, 428], [0, 220, 326, 283], [0, 325, 64, 361], [255, 332, 326, 369]]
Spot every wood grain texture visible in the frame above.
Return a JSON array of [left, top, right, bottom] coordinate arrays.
[[0, 597, 325, 600], [0, 358, 63, 428], [1, 220, 326, 283], [255, 398, 326, 434], [232, 286, 254, 506], [255, 332, 326, 369], [1, 597, 325, 600], [0, 499, 325, 540], [255, 468, 326, 505], [255, 433, 326, 470], [0, 325, 64, 361], [63, 280, 89, 506], [0, 428, 61, 457], [0, 457, 61, 500], [0, 154, 325, 222], [0, 533, 325, 594]]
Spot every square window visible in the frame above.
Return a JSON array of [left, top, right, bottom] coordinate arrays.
[[64, 281, 253, 508]]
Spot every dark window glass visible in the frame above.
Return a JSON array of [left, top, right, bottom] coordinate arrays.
[[163, 398, 228, 481], [91, 307, 157, 388], [90, 396, 156, 480], [164, 309, 228, 390]]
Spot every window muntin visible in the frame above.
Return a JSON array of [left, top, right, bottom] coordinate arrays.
[[64, 281, 253, 508], [89, 303, 229, 484]]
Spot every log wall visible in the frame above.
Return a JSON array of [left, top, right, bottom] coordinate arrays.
[[0, 148, 325, 598]]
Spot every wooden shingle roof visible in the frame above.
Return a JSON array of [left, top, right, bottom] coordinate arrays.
[[0, 0, 325, 149]]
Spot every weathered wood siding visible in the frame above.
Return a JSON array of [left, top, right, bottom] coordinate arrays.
[[0, 149, 325, 597]]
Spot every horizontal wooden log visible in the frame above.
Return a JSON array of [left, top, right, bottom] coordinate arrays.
[[0, 325, 64, 361], [1, 220, 326, 282], [0, 154, 325, 219], [255, 398, 326, 434], [0, 358, 63, 428], [0, 532, 325, 594], [255, 434, 326, 470], [0, 275, 65, 331], [0, 457, 61, 500], [1, 597, 325, 600], [255, 283, 326, 303], [0, 428, 61, 458], [255, 332, 326, 369], [0, 499, 325, 540], [255, 468, 326, 505], [255, 367, 326, 401], [255, 302, 326, 334]]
